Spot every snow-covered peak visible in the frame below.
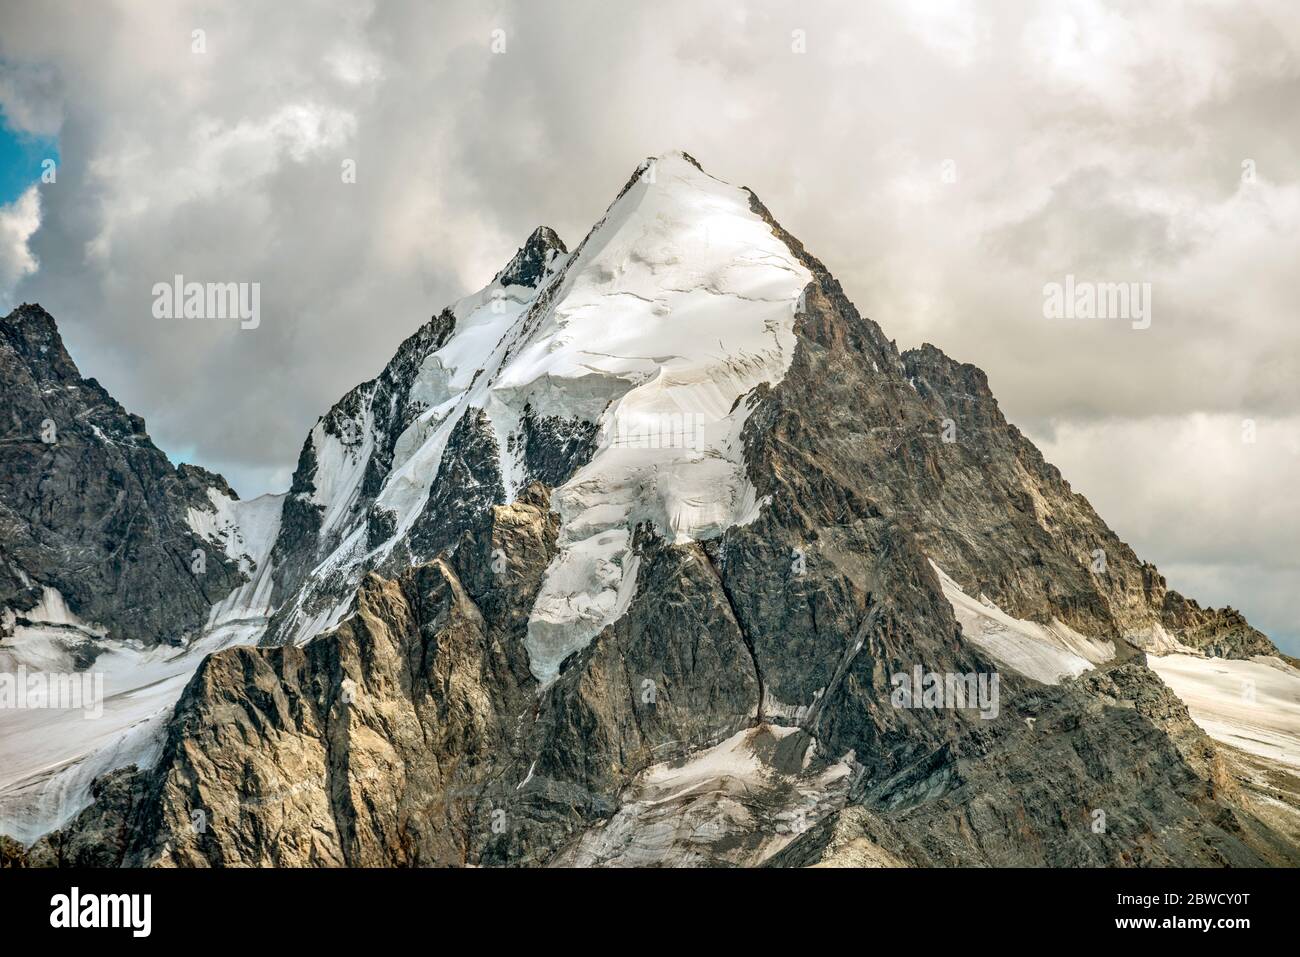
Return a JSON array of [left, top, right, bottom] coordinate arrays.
[[255, 150, 813, 679], [495, 150, 807, 405], [495, 150, 813, 681]]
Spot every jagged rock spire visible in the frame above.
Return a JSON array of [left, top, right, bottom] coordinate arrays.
[[495, 226, 567, 288]]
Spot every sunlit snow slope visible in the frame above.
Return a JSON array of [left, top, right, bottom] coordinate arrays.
[[511, 153, 811, 680]]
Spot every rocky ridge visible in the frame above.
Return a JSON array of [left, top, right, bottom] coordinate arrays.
[[2, 152, 1295, 867]]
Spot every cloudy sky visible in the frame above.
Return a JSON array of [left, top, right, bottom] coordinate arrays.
[[1, 0, 1297, 651]]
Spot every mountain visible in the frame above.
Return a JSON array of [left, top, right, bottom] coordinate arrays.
[[0, 305, 285, 842], [2, 152, 1298, 867], [0, 304, 253, 649]]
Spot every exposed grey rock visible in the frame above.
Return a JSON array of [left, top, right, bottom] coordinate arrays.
[[23, 767, 148, 867], [1, 303, 244, 648], [495, 227, 567, 289], [14, 154, 1297, 869], [408, 407, 506, 559], [773, 661, 1298, 867], [508, 401, 600, 489]]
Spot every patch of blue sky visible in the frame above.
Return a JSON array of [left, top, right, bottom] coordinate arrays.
[[0, 110, 59, 205]]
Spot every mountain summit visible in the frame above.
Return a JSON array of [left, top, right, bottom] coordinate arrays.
[[2, 152, 1298, 867]]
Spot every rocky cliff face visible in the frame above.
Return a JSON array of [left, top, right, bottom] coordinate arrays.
[[260, 227, 569, 650], [4, 153, 1296, 867], [0, 304, 246, 649]]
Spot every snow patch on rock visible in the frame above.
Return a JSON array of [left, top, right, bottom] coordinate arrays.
[[931, 560, 1115, 684], [554, 724, 854, 867]]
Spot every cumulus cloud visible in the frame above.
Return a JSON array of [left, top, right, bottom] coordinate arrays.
[[0, 185, 40, 310], [0, 0, 1295, 648], [0, 60, 63, 137]]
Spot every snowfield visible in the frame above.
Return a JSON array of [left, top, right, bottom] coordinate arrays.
[[1148, 653, 1300, 770], [931, 558, 1300, 772], [0, 492, 284, 843]]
